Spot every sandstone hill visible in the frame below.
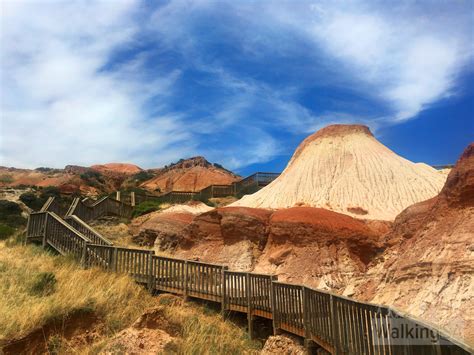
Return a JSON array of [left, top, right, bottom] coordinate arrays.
[[140, 156, 240, 193], [232, 124, 447, 220], [0, 164, 139, 195], [90, 163, 142, 175]]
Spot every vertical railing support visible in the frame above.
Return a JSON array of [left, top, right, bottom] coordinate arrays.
[[302, 286, 316, 353], [130, 191, 136, 207], [110, 247, 117, 273], [116, 191, 121, 201], [271, 280, 280, 335], [42, 213, 49, 249], [331, 294, 341, 355], [221, 266, 227, 318], [81, 242, 88, 268], [246, 273, 254, 339], [147, 251, 154, 293], [184, 261, 189, 301]]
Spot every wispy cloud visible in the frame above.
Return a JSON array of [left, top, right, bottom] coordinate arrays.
[[265, 0, 473, 121]]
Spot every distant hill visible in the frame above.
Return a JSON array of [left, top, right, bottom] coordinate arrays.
[[0, 157, 239, 196], [140, 156, 240, 193]]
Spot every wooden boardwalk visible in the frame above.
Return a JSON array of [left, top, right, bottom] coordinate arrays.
[[25, 201, 472, 355], [116, 171, 281, 206]]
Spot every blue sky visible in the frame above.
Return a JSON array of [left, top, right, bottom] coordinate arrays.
[[1, 0, 473, 176]]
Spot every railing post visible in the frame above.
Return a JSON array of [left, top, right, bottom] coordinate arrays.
[[184, 261, 189, 301], [110, 247, 117, 273], [130, 191, 136, 207], [330, 294, 341, 355], [42, 213, 49, 248], [221, 266, 227, 318], [246, 273, 254, 339], [302, 286, 316, 352], [116, 191, 121, 201], [147, 251, 154, 293], [271, 279, 280, 335], [81, 242, 88, 268]]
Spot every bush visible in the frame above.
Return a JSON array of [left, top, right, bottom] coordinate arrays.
[[132, 200, 162, 218], [19, 192, 43, 210], [0, 200, 26, 228], [29, 272, 57, 297], [132, 171, 155, 183], [40, 186, 61, 199], [0, 224, 16, 240], [0, 174, 13, 184], [80, 170, 105, 184]]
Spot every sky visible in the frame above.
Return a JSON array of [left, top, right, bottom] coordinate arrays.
[[1, 0, 473, 176]]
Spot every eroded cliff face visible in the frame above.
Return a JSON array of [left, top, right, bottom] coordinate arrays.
[[131, 206, 386, 288], [350, 143, 474, 344]]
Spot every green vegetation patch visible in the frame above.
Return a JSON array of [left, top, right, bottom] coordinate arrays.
[[0, 200, 26, 237], [29, 272, 57, 297], [132, 200, 163, 218]]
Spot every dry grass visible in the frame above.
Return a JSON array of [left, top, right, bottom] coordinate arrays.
[[158, 294, 261, 354], [0, 241, 261, 354], [0, 241, 154, 342]]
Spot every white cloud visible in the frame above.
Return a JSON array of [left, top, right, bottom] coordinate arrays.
[[0, 0, 193, 169], [292, 1, 472, 121]]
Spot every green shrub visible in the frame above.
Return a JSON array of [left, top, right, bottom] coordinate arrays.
[[46, 334, 63, 354], [0, 224, 16, 240], [80, 170, 105, 184], [0, 174, 13, 184], [29, 272, 57, 297], [19, 192, 43, 210], [132, 200, 162, 218], [0, 200, 26, 228], [40, 186, 61, 199], [132, 171, 155, 183]]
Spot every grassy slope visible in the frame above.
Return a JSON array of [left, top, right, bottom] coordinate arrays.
[[0, 241, 260, 354]]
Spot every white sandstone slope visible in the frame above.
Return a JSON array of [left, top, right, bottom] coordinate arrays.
[[232, 124, 447, 220]]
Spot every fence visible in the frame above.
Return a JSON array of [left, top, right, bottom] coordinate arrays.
[[114, 172, 281, 206], [25, 211, 472, 355], [65, 196, 132, 221]]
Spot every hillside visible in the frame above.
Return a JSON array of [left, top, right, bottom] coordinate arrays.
[[232, 124, 447, 220], [0, 157, 239, 196], [140, 156, 240, 193], [0, 241, 260, 354]]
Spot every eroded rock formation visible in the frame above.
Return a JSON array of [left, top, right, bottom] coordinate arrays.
[[232, 124, 447, 220], [350, 143, 474, 344]]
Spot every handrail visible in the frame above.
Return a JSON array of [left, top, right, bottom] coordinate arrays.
[[25, 211, 473, 354], [39, 196, 54, 212], [65, 215, 113, 246], [66, 196, 132, 221]]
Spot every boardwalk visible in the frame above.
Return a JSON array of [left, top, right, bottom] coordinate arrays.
[[26, 198, 472, 355]]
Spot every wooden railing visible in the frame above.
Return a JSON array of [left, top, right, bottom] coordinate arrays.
[[25, 210, 472, 355], [115, 171, 281, 205], [40, 196, 69, 217], [65, 215, 113, 246], [66, 196, 132, 221]]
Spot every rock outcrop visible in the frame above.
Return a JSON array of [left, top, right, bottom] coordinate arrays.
[[140, 156, 240, 192], [351, 143, 474, 345], [142, 206, 386, 286], [232, 124, 447, 220]]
